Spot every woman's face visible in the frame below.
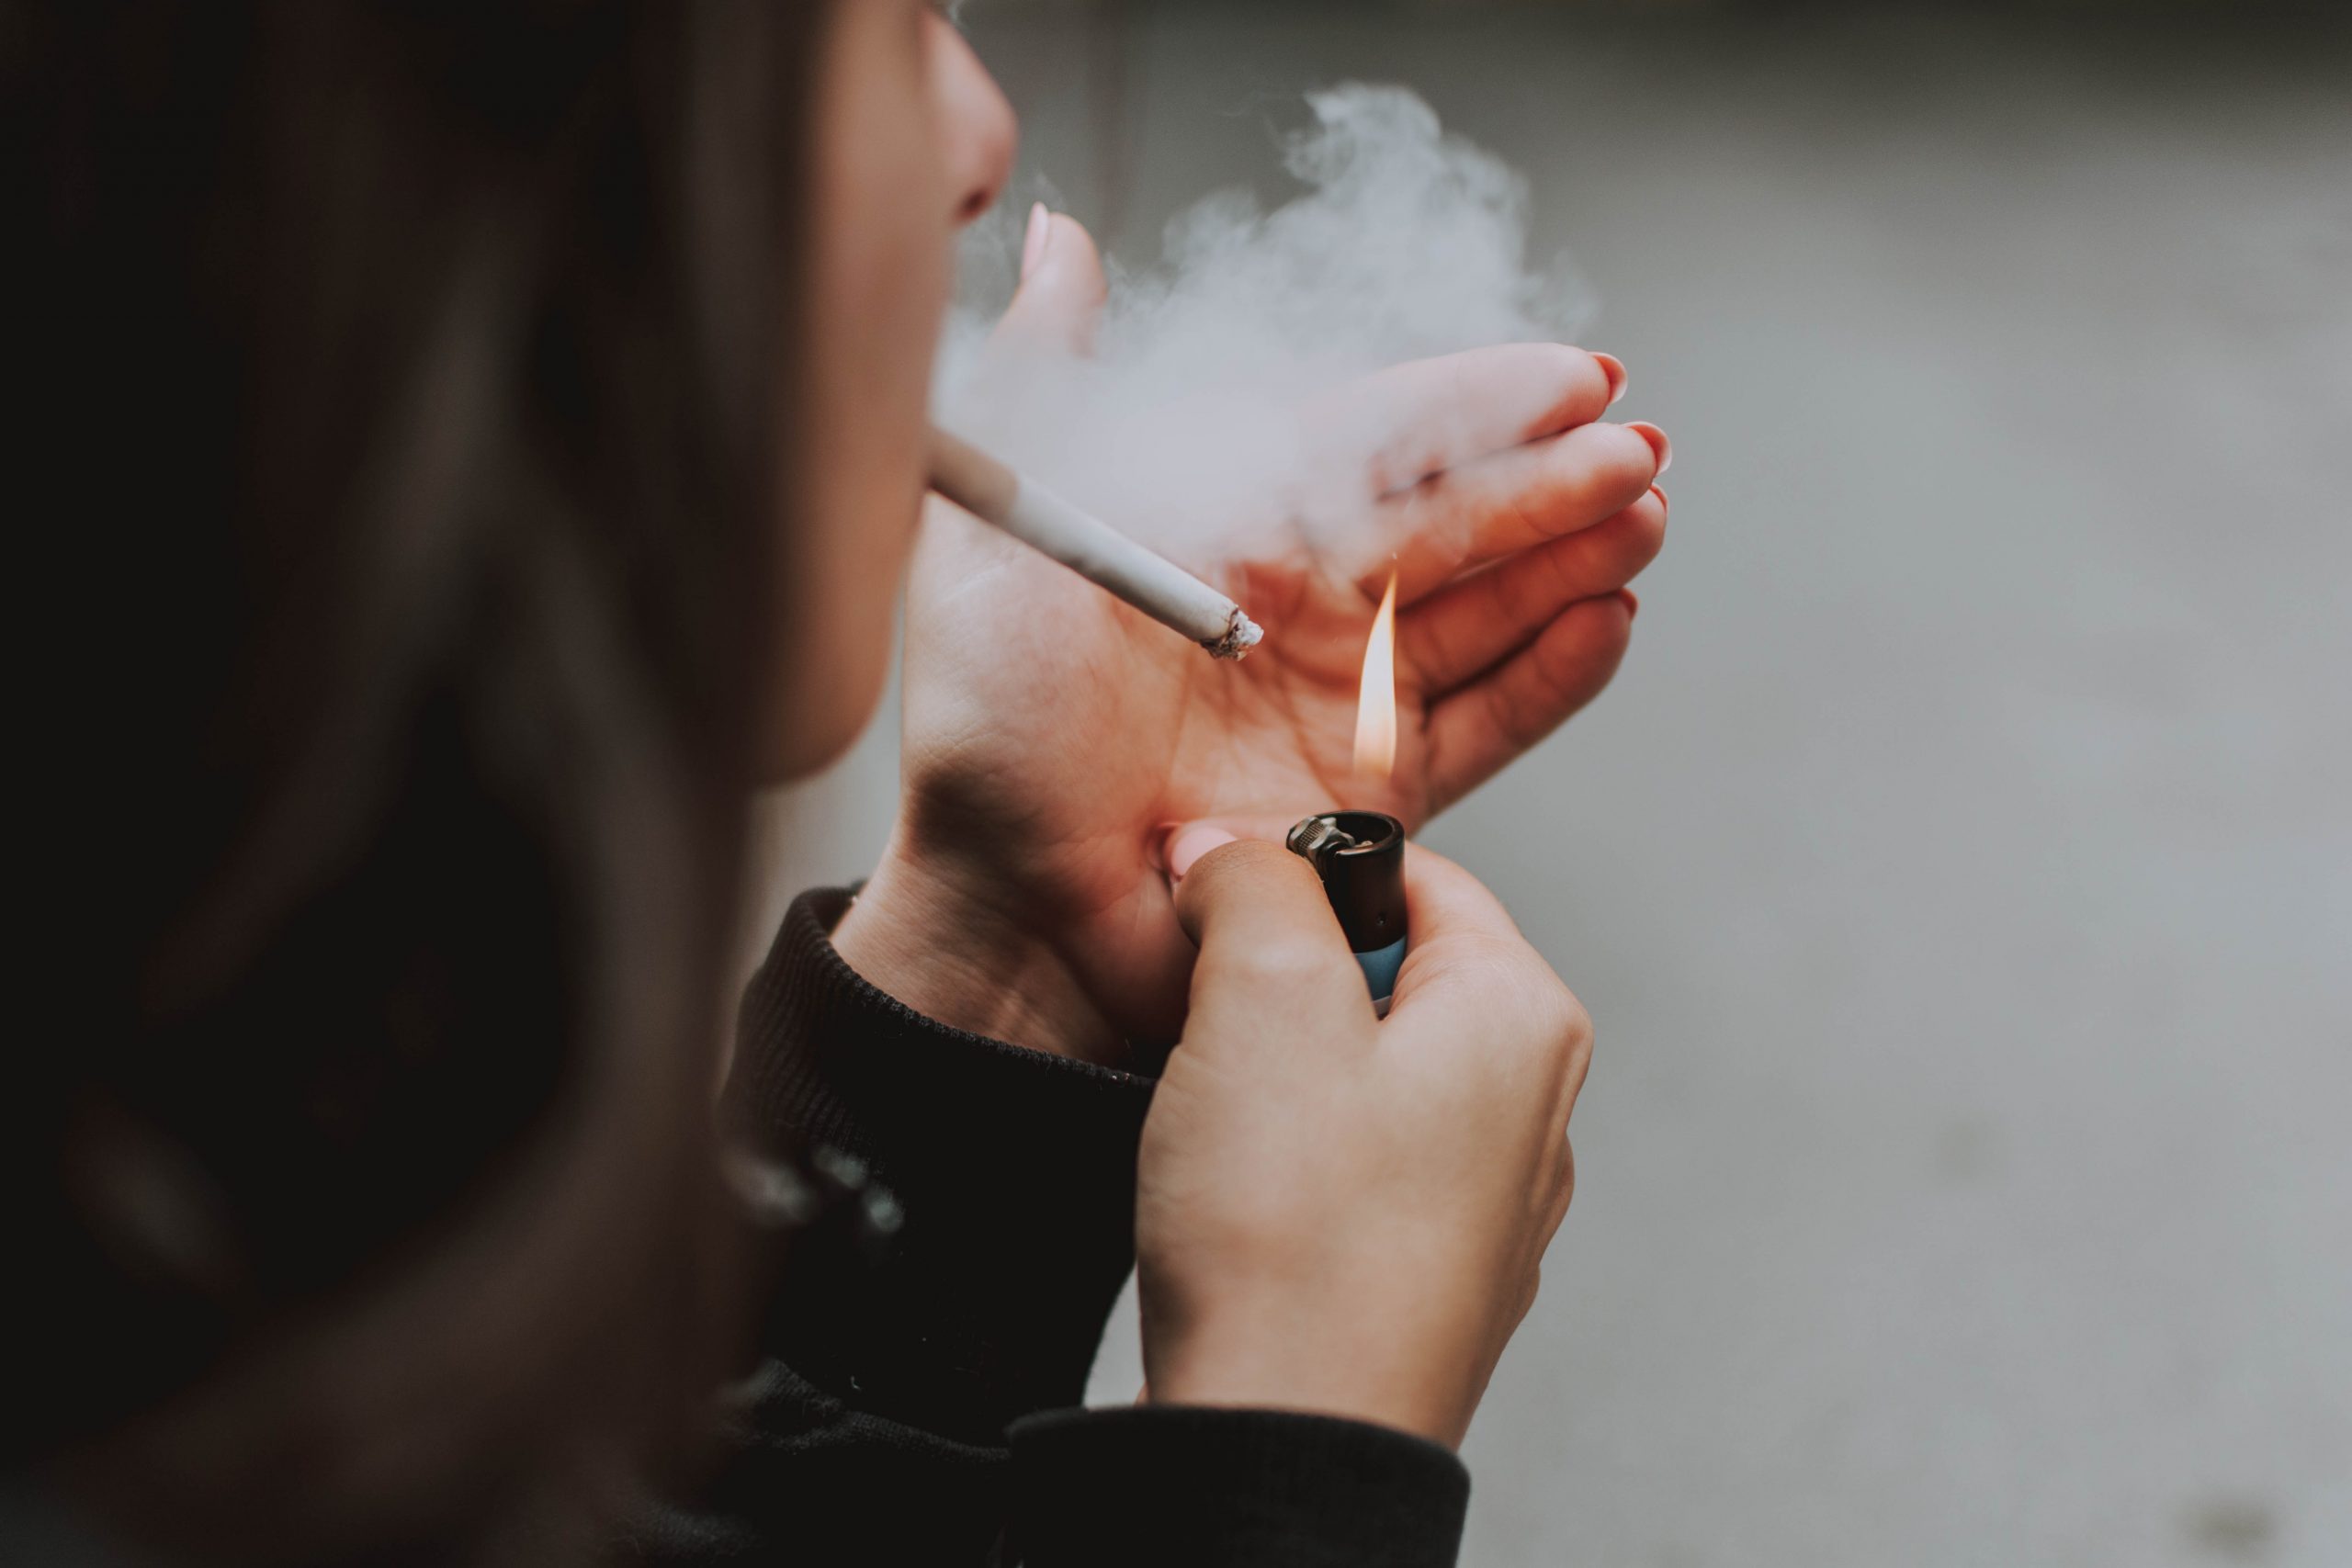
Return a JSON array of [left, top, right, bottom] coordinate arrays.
[[766, 2, 1015, 779]]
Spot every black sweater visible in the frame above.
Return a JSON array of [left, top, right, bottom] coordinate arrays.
[[633, 888, 1473, 1567], [5, 890, 1470, 1565]]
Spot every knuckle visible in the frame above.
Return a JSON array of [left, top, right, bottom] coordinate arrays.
[[1553, 991, 1595, 1069], [1556, 987, 1593, 1046], [1515, 1265, 1544, 1326], [1514, 976, 1589, 1070]]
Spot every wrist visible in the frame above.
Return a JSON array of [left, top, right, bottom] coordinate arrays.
[[831, 842, 1120, 1063]]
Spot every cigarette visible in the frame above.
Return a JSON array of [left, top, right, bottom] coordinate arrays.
[[927, 425, 1263, 660]]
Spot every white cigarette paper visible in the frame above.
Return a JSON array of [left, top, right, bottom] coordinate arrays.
[[927, 426, 1262, 660]]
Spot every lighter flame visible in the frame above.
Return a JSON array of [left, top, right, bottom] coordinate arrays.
[[1352, 569, 1398, 778]]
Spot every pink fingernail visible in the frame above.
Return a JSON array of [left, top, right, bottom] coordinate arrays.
[[1627, 421, 1673, 476], [1146, 822, 1183, 874], [1649, 482, 1668, 516], [1021, 202, 1053, 280], [1165, 825, 1237, 882], [1592, 352, 1628, 406], [1618, 587, 1640, 621]]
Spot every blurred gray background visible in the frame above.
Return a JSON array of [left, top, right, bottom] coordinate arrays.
[[753, 5, 2352, 1564]]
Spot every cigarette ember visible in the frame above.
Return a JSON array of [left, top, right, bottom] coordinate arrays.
[[928, 426, 1263, 662], [1207, 607, 1263, 661]]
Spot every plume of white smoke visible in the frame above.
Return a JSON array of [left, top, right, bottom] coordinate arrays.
[[938, 85, 1594, 560]]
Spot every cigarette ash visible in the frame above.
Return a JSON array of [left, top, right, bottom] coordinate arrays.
[[1204, 608, 1265, 661], [939, 85, 1596, 562]]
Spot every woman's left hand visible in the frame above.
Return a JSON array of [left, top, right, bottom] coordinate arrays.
[[832, 213, 1668, 1058]]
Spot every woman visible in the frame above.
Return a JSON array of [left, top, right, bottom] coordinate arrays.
[[10, 3, 1668, 1563]]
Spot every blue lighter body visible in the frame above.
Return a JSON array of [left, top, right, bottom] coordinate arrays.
[[1357, 936, 1408, 1017]]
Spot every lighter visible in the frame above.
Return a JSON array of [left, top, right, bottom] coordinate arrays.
[[1286, 810, 1408, 1015]]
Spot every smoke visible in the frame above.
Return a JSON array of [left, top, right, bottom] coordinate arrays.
[[938, 85, 1594, 558]]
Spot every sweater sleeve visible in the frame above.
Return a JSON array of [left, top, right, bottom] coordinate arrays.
[[720, 888, 1156, 1444], [628, 888, 1470, 1568], [1008, 1406, 1470, 1568]]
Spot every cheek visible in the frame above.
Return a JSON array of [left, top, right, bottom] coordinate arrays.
[[763, 35, 954, 777], [801, 194, 943, 671], [815, 198, 944, 578]]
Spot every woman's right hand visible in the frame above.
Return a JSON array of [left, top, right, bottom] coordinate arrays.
[[1136, 833, 1592, 1450]]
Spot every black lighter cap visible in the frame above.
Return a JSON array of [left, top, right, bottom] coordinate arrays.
[[1286, 810, 1407, 955]]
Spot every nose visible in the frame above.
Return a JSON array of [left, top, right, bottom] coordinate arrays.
[[932, 19, 1017, 227]]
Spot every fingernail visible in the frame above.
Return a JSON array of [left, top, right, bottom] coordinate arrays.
[[1626, 421, 1673, 476], [1164, 824, 1237, 883], [1592, 352, 1628, 407], [1618, 587, 1640, 621], [1021, 202, 1053, 281], [1649, 482, 1668, 516]]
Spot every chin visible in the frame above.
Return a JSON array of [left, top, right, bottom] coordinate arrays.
[[756, 640, 892, 784]]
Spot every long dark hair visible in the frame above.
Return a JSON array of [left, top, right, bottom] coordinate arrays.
[[8, 2, 823, 1557]]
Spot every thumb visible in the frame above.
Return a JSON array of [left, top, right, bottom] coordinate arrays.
[[1172, 836, 1372, 1043], [991, 205, 1107, 358]]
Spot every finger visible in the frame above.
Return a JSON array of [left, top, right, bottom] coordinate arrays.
[[1372, 422, 1663, 600], [1153, 812, 1327, 874], [1300, 344, 1623, 502], [1173, 839, 1374, 1049], [1390, 842, 1529, 950], [1400, 486, 1666, 694], [1161, 823, 1240, 881], [1383, 846, 1561, 1030], [989, 208, 1108, 357], [1390, 848, 1595, 1123], [1420, 592, 1634, 814]]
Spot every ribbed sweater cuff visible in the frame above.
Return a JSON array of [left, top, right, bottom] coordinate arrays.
[[1007, 1405, 1471, 1568], [722, 888, 1156, 1443]]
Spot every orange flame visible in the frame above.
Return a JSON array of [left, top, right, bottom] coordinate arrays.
[[1352, 568, 1398, 779]]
